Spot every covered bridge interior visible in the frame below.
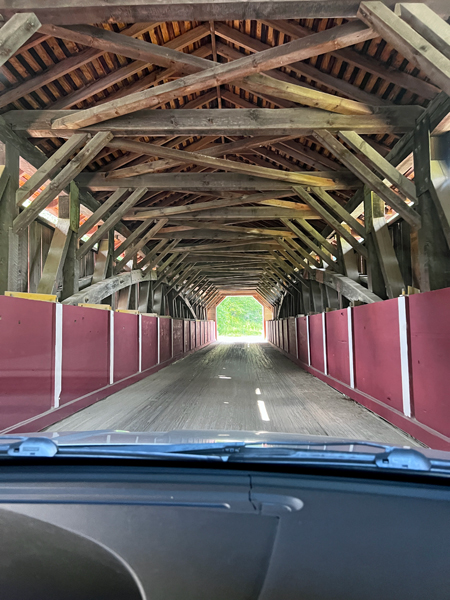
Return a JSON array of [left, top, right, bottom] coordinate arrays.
[[0, 0, 449, 448]]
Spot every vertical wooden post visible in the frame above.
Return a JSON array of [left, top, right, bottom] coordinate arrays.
[[363, 186, 387, 299], [0, 141, 27, 294], [62, 181, 80, 300], [414, 115, 450, 291], [365, 189, 404, 298]]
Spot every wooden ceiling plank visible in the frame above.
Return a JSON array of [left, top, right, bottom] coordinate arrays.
[[50, 21, 376, 129]]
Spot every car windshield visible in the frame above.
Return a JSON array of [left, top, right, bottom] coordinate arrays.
[[0, 5, 449, 466]]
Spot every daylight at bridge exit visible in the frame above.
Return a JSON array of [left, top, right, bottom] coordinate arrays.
[[0, 0, 449, 452]]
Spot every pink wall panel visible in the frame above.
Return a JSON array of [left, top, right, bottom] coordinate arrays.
[[184, 321, 190, 352], [325, 310, 350, 385], [278, 320, 283, 348], [196, 321, 201, 347], [159, 318, 172, 363], [60, 305, 109, 405], [173, 319, 183, 357], [190, 321, 196, 349], [142, 315, 158, 371], [288, 317, 296, 356], [114, 312, 139, 382], [309, 314, 324, 373], [297, 317, 308, 364], [0, 296, 55, 429], [353, 299, 403, 411], [409, 288, 450, 437]]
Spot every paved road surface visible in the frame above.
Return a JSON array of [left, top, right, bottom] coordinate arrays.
[[49, 341, 418, 446]]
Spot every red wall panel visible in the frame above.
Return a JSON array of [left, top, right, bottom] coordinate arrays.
[[61, 305, 109, 405], [353, 299, 403, 411], [172, 319, 183, 357], [325, 310, 350, 385], [288, 317, 296, 356], [142, 315, 158, 371], [297, 317, 308, 364], [278, 320, 283, 348], [409, 288, 450, 437], [159, 318, 172, 363], [196, 321, 201, 348], [309, 314, 324, 373], [184, 321, 190, 353], [0, 296, 55, 429], [114, 312, 139, 382]]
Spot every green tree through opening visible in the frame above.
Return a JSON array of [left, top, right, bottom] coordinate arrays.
[[216, 296, 263, 337]]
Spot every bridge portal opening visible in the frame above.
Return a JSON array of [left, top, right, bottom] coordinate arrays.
[[216, 296, 264, 341]]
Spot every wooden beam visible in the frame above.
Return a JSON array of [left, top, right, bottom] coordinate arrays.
[[293, 185, 368, 258], [16, 134, 88, 207], [0, 13, 41, 67], [261, 17, 440, 101], [40, 23, 209, 76], [398, 3, 450, 62], [312, 187, 366, 239], [13, 131, 113, 233], [337, 130, 417, 203], [139, 239, 179, 270], [214, 22, 389, 107], [123, 191, 294, 220], [37, 217, 72, 295], [0, 115, 134, 244], [314, 269, 382, 304], [77, 187, 148, 259], [105, 134, 299, 178], [162, 207, 320, 220], [413, 115, 450, 291], [114, 218, 168, 272], [111, 219, 154, 260], [281, 219, 338, 269], [77, 188, 129, 239], [105, 143, 340, 187], [313, 130, 422, 229], [293, 218, 338, 256], [51, 21, 376, 129], [77, 171, 362, 192], [63, 269, 156, 305], [0, 1, 447, 25], [0, 22, 160, 109], [358, 1, 450, 97], [5, 107, 424, 138]]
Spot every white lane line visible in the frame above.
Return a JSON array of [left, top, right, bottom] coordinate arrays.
[[255, 388, 261, 395], [257, 400, 270, 422]]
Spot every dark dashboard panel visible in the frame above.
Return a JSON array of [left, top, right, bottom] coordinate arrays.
[[0, 466, 449, 600]]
